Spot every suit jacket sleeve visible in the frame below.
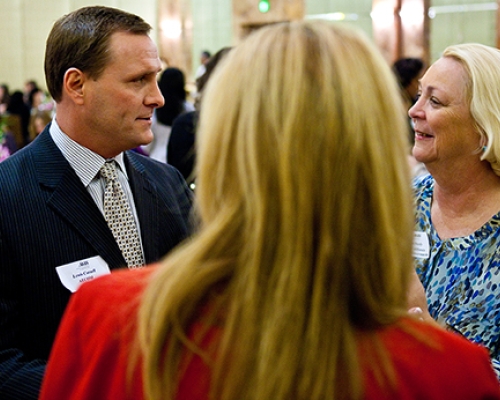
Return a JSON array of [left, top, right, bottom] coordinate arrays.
[[0, 350, 45, 400]]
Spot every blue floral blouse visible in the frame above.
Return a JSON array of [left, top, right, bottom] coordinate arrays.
[[414, 174, 500, 378]]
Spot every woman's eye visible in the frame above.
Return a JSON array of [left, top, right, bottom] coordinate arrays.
[[430, 97, 441, 106]]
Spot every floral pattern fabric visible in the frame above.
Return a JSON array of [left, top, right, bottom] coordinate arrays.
[[414, 174, 500, 378]]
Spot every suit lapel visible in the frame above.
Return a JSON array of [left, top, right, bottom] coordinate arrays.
[[31, 129, 127, 268], [125, 152, 160, 263]]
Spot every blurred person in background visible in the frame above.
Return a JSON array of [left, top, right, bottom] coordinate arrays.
[[195, 49, 211, 80], [0, 84, 11, 114], [142, 67, 194, 163], [168, 47, 232, 187], [393, 57, 427, 177]]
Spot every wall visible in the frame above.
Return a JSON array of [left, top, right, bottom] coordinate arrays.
[[190, 0, 233, 81], [0, 0, 497, 94], [0, 0, 158, 93], [429, 0, 496, 61], [305, 0, 496, 63], [306, 0, 374, 39]]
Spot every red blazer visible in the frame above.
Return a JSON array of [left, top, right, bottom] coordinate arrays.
[[40, 267, 500, 400]]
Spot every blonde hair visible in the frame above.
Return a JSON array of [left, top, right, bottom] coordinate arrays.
[[139, 21, 413, 400], [443, 43, 500, 175]]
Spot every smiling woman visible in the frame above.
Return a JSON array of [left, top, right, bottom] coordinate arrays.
[[408, 43, 500, 379], [410, 56, 478, 169]]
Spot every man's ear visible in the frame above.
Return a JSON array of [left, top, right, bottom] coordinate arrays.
[[63, 68, 85, 105]]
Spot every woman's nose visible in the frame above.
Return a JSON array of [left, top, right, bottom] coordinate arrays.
[[408, 100, 421, 119]]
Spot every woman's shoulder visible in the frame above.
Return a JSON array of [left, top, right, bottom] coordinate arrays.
[[371, 318, 500, 398], [384, 317, 486, 353], [63, 265, 160, 348], [75, 265, 158, 306]]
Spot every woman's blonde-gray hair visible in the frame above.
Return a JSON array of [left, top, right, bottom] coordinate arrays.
[[443, 43, 500, 175]]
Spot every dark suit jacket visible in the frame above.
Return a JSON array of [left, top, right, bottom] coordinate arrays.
[[168, 111, 197, 184], [0, 126, 193, 399]]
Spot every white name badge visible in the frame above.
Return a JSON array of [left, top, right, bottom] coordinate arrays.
[[413, 231, 430, 259], [56, 256, 111, 293]]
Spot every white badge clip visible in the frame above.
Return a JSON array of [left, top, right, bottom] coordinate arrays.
[[413, 231, 430, 259], [56, 256, 111, 293]]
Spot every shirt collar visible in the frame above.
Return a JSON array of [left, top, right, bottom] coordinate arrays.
[[49, 118, 128, 187]]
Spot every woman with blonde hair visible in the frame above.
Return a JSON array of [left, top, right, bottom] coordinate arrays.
[[40, 21, 500, 400]]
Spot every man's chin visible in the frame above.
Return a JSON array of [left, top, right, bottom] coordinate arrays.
[[139, 131, 154, 146]]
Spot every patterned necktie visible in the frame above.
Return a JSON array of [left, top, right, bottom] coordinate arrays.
[[100, 161, 145, 268]]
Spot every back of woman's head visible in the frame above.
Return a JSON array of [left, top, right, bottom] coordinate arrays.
[[443, 43, 500, 175], [156, 67, 187, 126], [197, 21, 413, 315], [141, 20, 414, 400]]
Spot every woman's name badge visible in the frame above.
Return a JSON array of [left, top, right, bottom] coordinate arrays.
[[413, 231, 430, 259], [56, 256, 111, 293]]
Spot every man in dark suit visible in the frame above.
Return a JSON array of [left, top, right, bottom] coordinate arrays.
[[0, 6, 193, 399]]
